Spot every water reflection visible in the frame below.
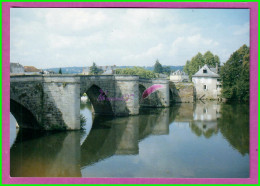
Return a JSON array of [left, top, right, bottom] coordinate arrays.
[[190, 101, 220, 138], [217, 103, 249, 155], [10, 101, 249, 177], [11, 130, 81, 177]]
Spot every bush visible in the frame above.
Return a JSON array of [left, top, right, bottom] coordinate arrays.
[[115, 67, 157, 79]]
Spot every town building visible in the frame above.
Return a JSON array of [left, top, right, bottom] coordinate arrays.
[[82, 65, 117, 75], [170, 70, 189, 82], [43, 70, 55, 74], [192, 64, 221, 100], [10, 63, 24, 74]]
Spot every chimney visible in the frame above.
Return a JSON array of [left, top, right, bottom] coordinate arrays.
[[216, 63, 218, 74]]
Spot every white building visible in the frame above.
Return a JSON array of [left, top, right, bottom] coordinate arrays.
[[82, 65, 117, 75], [170, 70, 189, 82], [10, 63, 24, 74], [192, 64, 221, 100]]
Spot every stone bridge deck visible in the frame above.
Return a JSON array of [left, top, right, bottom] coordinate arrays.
[[10, 74, 174, 130]]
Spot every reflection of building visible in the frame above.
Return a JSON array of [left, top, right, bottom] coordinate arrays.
[[10, 63, 24, 74], [193, 101, 221, 121], [192, 64, 221, 100], [170, 70, 189, 82], [190, 101, 220, 137]]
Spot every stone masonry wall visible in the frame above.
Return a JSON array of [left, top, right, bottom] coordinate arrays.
[[42, 75, 81, 130], [170, 82, 194, 103], [139, 78, 170, 107], [114, 76, 140, 115]]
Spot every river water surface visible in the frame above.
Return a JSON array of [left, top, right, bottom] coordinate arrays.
[[10, 101, 249, 178]]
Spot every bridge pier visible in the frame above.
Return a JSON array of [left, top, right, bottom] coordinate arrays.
[[139, 78, 170, 108], [42, 76, 81, 130], [114, 76, 139, 116]]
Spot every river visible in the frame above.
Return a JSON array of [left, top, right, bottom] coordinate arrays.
[[10, 101, 249, 178]]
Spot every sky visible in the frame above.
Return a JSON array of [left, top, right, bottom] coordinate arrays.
[[10, 8, 250, 68]]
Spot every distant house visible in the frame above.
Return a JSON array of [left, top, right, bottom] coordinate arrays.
[[24, 66, 42, 75], [170, 70, 189, 82], [82, 65, 117, 75], [157, 73, 168, 78], [82, 67, 91, 75], [43, 70, 55, 74], [192, 64, 221, 100], [10, 62, 24, 74], [101, 65, 117, 75]]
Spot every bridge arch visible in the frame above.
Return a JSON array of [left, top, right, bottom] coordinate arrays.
[[10, 99, 43, 129], [82, 84, 114, 115]]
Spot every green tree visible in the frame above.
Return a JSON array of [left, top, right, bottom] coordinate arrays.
[[59, 68, 62, 74], [183, 60, 190, 75], [162, 66, 171, 76], [188, 52, 204, 80], [153, 59, 163, 73], [90, 62, 103, 75], [203, 51, 220, 67], [184, 51, 220, 80], [220, 44, 249, 102], [115, 67, 157, 79]]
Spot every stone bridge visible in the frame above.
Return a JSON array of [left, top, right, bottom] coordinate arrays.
[[10, 75, 172, 130]]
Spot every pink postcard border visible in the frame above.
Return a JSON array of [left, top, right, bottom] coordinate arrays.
[[2, 2, 258, 184]]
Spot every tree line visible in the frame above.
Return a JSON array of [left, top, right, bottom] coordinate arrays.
[[88, 44, 249, 102], [220, 45, 249, 102], [88, 59, 172, 78]]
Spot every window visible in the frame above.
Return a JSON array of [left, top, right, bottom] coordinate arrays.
[[204, 85, 207, 90], [203, 69, 207, 73]]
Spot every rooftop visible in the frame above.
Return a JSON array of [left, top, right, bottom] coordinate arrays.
[[192, 64, 220, 78]]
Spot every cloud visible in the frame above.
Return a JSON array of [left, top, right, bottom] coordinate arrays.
[[233, 22, 249, 35], [10, 8, 249, 68], [43, 8, 108, 32], [168, 34, 220, 65]]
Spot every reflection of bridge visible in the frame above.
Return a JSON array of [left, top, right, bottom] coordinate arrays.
[[10, 102, 248, 177], [10, 75, 170, 130], [10, 107, 175, 177]]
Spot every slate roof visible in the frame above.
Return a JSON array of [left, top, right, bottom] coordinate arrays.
[[172, 70, 187, 75], [192, 64, 220, 78]]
